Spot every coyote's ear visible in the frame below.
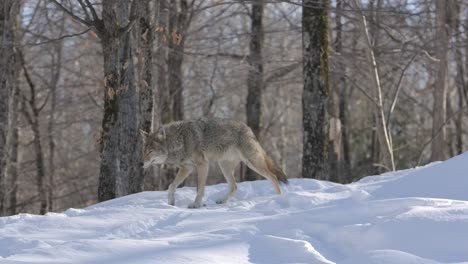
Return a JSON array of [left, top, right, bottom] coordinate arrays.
[[156, 127, 166, 141], [140, 129, 149, 141]]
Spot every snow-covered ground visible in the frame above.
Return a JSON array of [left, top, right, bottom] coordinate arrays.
[[1, 153, 468, 264]]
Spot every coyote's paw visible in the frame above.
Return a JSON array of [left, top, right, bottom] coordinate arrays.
[[188, 201, 203, 209], [168, 195, 175, 206], [215, 198, 227, 204]]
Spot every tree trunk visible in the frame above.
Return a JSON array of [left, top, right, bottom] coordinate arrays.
[[156, 0, 171, 127], [454, 8, 465, 155], [302, 0, 330, 180], [245, 0, 264, 181], [153, 0, 171, 191], [430, 0, 450, 162], [168, 0, 188, 122], [3, 72, 19, 215], [0, 0, 20, 216], [465, 12, 468, 105], [6, 115, 18, 216], [446, 96, 455, 157], [328, 91, 341, 182], [137, 0, 154, 134], [98, 0, 142, 201], [47, 39, 63, 212], [370, 116, 380, 175], [157, 0, 189, 190], [329, 0, 346, 183], [32, 115, 47, 214], [132, 0, 155, 194], [22, 62, 48, 215]]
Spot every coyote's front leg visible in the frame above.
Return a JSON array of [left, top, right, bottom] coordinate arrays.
[[168, 166, 192, 206], [188, 160, 209, 208]]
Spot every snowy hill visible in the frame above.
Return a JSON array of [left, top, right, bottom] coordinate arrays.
[[1, 153, 468, 264]]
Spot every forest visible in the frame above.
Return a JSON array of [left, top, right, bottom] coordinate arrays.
[[0, 0, 466, 216]]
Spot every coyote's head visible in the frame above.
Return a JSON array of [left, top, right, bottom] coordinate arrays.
[[141, 127, 168, 168]]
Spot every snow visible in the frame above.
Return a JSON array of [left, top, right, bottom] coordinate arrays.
[[1, 153, 468, 264]]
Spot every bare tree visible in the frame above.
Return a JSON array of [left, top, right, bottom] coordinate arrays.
[[244, 0, 265, 181], [329, 0, 346, 182], [21, 57, 48, 214], [168, 0, 190, 122], [5, 106, 18, 215], [155, 0, 192, 190], [454, 2, 466, 155], [50, 0, 146, 201], [0, 0, 20, 216], [351, 0, 395, 171], [430, 0, 452, 162], [97, 0, 143, 200], [157, 0, 171, 126], [46, 24, 65, 212], [132, 0, 155, 193], [302, 0, 330, 180], [337, 0, 353, 182]]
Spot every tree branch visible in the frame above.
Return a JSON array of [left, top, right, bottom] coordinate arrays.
[[386, 54, 417, 126], [83, 0, 100, 22], [119, 19, 138, 37], [118, 0, 139, 37], [417, 105, 468, 166], [339, 73, 379, 106], [21, 60, 36, 110], [264, 62, 301, 85], [76, 0, 92, 22], [49, 0, 92, 27], [25, 28, 92, 46], [184, 51, 247, 60], [37, 91, 52, 113]]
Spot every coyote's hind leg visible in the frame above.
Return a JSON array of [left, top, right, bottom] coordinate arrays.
[[217, 160, 238, 204]]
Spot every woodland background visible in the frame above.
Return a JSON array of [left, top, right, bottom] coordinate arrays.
[[0, 0, 466, 215]]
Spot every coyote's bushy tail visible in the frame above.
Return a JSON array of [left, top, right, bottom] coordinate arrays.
[[240, 127, 288, 187], [263, 151, 288, 184]]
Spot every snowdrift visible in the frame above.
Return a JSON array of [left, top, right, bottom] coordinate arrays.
[[1, 153, 468, 264]]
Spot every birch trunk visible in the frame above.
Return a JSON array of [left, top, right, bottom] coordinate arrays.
[[351, 0, 395, 171]]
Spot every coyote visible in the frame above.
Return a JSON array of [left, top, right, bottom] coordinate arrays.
[[141, 118, 288, 208]]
